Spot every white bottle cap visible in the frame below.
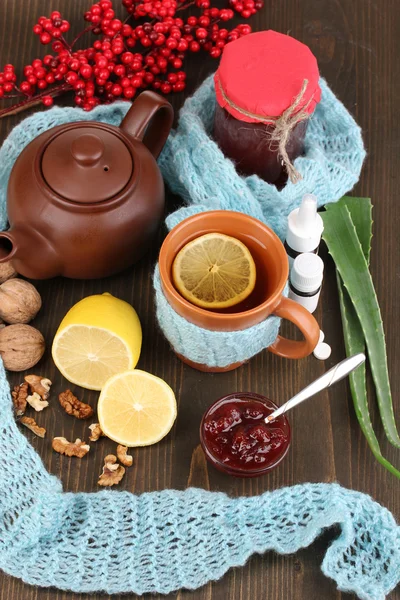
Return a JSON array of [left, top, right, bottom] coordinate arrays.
[[286, 194, 324, 253], [290, 253, 324, 293]]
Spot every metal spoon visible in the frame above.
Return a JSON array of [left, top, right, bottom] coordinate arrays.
[[265, 353, 366, 423]]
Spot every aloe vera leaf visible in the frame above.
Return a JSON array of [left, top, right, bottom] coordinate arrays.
[[330, 198, 371, 443], [330, 197, 371, 408], [337, 273, 400, 478], [326, 196, 372, 265], [336, 198, 372, 433], [329, 198, 399, 475], [321, 205, 400, 448]]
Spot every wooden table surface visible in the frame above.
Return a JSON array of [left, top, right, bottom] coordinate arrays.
[[1, 0, 399, 598]]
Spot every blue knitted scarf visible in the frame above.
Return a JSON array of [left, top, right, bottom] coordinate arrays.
[[0, 360, 399, 598], [0, 76, 366, 237], [154, 75, 366, 367], [0, 76, 366, 369], [0, 76, 365, 367]]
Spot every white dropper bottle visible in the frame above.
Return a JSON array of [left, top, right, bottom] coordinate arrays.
[[289, 253, 324, 314], [285, 193, 324, 268]]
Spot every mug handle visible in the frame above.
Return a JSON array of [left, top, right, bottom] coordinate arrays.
[[120, 90, 174, 159], [268, 296, 320, 359]]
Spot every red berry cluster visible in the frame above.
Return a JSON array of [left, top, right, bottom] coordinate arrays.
[[0, 0, 263, 118], [33, 11, 71, 45], [229, 0, 263, 19]]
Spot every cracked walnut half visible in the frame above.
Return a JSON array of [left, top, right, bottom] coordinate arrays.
[[52, 437, 90, 458]]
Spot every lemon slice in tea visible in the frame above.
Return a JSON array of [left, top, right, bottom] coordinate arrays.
[[172, 232, 256, 310]]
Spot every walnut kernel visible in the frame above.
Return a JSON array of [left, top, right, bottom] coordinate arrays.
[[11, 382, 28, 416], [89, 423, 103, 441], [98, 454, 125, 487], [24, 374, 52, 400], [117, 445, 133, 467], [20, 416, 46, 438], [59, 389, 93, 419], [52, 437, 90, 458], [27, 392, 49, 412]]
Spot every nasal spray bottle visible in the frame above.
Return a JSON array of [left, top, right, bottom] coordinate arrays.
[[285, 194, 324, 269]]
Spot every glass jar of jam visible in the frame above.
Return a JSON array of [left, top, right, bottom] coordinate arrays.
[[213, 30, 321, 186], [200, 392, 291, 477]]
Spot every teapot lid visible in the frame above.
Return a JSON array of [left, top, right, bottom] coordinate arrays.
[[41, 125, 133, 203]]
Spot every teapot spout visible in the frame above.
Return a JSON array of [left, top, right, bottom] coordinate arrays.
[[0, 229, 61, 279], [0, 232, 17, 263]]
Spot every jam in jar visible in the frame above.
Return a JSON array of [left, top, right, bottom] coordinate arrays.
[[200, 392, 290, 477], [213, 30, 321, 185]]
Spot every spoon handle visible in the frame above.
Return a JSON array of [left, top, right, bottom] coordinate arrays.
[[265, 353, 366, 423]]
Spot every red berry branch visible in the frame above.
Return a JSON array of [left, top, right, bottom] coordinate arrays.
[[0, 0, 262, 118]]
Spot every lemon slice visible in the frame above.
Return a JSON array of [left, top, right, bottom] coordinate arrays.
[[172, 232, 256, 309], [97, 370, 177, 447], [52, 293, 142, 390]]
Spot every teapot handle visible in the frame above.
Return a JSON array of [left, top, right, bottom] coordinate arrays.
[[120, 91, 174, 159]]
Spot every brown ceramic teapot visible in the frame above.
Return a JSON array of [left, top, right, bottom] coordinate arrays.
[[0, 91, 174, 279]]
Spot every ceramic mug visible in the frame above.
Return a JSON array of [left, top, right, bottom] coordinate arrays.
[[158, 210, 320, 371]]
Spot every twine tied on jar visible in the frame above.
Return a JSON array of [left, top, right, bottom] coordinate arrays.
[[217, 79, 313, 184]]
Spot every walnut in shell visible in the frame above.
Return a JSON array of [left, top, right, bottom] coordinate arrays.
[[117, 445, 133, 467], [89, 423, 103, 441], [0, 324, 45, 371], [0, 279, 42, 324], [98, 454, 125, 486], [24, 374, 52, 400], [27, 392, 49, 412], [0, 261, 17, 284], [59, 389, 93, 419], [20, 416, 46, 438], [11, 382, 29, 416], [52, 437, 90, 458]]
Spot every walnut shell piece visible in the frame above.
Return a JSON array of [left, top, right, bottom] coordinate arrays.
[[0, 324, 45, 371], [89, 423, 104, 442], [117, 445, 133, 467], [98, 454, 125, 487], [11, 382, 29, 416], [24, 374, 52, 400], [20, 416, 46, 438], [52, 437, 90, 458], [27, 392, 49, 412], [59, 389, 93, 419], [0, 262, 17, 284], [0, 279, 42, 324]]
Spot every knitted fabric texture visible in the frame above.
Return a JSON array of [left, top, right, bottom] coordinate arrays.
[[0, 76, 366, 235], [0, 78, 365, 368], [158, 75, 366, 241], [155, 75, 365, 365], [0, 360, 398, 599], [154, 266, 284, 367]]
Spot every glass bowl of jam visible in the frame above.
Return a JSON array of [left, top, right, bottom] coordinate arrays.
[[200, 392, 291, 478]]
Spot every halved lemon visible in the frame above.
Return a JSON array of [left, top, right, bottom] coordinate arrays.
[[172, 232, 256, 309], [52, 293, 142, 390], [97, 370, 177, 447]]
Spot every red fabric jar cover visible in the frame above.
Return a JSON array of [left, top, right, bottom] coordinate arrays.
[[214, 30, 321, 124]]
